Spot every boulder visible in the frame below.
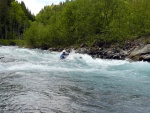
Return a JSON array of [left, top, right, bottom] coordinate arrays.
[[128, 44, 150, 62]]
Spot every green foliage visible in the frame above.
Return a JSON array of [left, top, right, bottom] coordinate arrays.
[[1, 0, 150, 48], [24, 22, 59, 49], [0, 39, 24, 46], [20, 1, 35, 21], [23, 0, 150, 48], [0, 0, 34, 41]]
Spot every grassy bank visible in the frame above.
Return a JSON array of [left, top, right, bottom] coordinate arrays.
[[0, 39, 25, 47]]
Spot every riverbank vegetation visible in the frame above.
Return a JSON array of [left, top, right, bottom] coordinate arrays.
[[0, 0, 34, 43], [1, 0, 150, 49]]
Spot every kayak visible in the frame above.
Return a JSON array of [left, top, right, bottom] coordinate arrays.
[[60, 54, 68, 59]]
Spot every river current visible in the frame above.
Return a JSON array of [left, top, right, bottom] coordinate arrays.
[[0, 46, 150, 113]]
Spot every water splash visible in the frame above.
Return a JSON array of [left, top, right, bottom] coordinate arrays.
[[0, 46, 150, 113]]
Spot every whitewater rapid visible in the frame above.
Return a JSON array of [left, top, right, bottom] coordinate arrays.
[[0, 46, 150, 113]]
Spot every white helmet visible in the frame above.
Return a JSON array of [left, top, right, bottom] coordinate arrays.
[[62, 50, 66, 53]]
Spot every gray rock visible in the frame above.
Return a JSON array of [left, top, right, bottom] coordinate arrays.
[[128, 44, 150, 62]]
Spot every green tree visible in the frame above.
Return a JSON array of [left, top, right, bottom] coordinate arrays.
[[0, 0, 9, 39], [23, 0, 150, 48], [24, 22, 52, 48], [20, 1, 35, 21], [9, 1, 29, 39]]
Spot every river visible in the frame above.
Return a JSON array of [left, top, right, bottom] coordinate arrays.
[[0, 46, 150, 113]]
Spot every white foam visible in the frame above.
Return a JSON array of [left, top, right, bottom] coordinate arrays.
[[0, 46, 149, 76]]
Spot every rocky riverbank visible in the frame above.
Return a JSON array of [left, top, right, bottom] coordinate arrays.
[[48, 35, 150, 62]]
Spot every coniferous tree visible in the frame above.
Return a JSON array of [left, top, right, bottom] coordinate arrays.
[[20, 1, 35, 21]]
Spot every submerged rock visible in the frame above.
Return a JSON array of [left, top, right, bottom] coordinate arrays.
[[0, 57, 16, 63], [0, 57, 4, 59]]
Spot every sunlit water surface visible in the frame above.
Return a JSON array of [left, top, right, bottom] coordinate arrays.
[[0, 46, 150, 113]]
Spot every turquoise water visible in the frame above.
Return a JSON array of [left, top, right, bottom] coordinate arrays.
[[0, 46, 150, 113]]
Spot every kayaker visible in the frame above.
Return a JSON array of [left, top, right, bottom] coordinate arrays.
[[60, 50, 69, 59]]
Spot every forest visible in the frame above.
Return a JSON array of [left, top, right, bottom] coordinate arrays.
[[0, 0, 34, 45], [1, 0, 150, 49]]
